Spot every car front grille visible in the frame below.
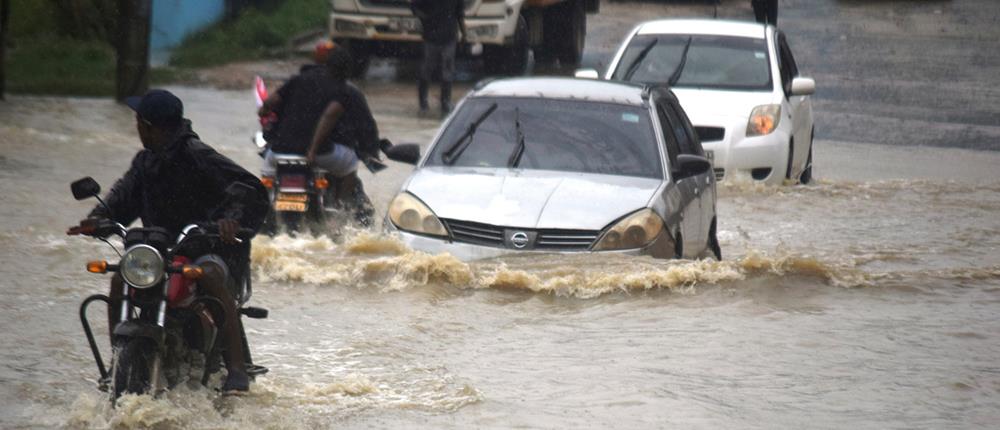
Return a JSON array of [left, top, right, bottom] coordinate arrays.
[[442, 219, 504, 247], [441, 219, 599, 250], [695, 126, 726, 142], [535, 229, 599, 250]]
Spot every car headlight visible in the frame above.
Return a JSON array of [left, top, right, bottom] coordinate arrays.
[[746, 104, 781, 137], [120, 244, 165, 288], [388, 192, 448, 237], [592, 209, 664, 251]]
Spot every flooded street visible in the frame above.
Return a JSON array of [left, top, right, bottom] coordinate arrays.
[[3, 1, 1000, 429]]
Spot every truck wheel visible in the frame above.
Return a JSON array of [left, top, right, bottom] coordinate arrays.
[[338, 39, 372, 78], [483, 16, 528, 76], [548, 0, 586, 65]]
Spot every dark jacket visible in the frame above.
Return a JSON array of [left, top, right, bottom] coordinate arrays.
[[270, 68, 380, 159], [90, 121, 270, 239], [411, 0, 464, 45]]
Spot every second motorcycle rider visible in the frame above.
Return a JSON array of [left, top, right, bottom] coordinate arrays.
[[257, 43, 382, 210]]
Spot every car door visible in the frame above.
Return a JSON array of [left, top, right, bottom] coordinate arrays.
[[663, 101, 713, 254], [668, 102, 715, 245], [777, 31, 810, 178], [653, 99, 700, 257]]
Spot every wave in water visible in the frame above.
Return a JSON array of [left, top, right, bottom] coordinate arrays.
[[249, 232, 931, 298]]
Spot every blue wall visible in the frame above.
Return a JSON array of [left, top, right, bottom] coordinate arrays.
[[150, 0, 226, 50]]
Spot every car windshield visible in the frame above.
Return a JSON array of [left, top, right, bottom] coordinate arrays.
[[426, 97, 662, 179], [612, 34, 772, 91]]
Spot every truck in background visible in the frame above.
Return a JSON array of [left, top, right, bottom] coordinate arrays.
[[328, 0, 599, 77]]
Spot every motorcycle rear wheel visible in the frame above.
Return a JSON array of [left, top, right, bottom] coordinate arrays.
[[111, 338, 155, 401]]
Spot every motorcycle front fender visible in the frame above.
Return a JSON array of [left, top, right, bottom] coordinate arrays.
[[113, 321, 165, 347]]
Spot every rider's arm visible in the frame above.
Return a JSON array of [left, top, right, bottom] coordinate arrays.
[[191, 145, 270, 236], [87, 154, 143, 225], [307, 101, 346, 161]]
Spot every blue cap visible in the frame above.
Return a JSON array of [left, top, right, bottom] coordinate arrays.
[[125, 89, 183, 128]]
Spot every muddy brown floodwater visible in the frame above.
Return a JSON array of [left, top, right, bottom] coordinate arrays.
[[3, 1, 1000, 429]]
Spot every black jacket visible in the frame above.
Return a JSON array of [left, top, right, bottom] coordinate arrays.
[[270, 68, 380, 159], [411, 0, 464, 45], [90, 121, 269, 239]]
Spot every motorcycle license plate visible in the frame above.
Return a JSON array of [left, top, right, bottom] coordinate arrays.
[[275, 200, 307, 212]]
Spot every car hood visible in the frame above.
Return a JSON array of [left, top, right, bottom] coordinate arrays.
[[404, 167, 662, 231], [671, 88, 779, 123]]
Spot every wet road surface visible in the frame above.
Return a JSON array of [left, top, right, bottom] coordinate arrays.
[[2, 1, 1000, 429]]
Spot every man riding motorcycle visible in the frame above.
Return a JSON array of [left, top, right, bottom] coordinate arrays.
[[68, 89, 269, 393], [257, 43, 381, 213]]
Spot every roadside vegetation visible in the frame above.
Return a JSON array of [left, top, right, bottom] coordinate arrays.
[[5, 0, 323, 96], [169, 0, 325, 68], [5, 0, 116, 96]]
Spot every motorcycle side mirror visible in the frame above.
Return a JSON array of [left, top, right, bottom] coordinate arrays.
[[384, 143, 421, 165], [71, 177, 101, 200]]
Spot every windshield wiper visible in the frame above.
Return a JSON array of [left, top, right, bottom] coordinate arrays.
[[667, 37, 693, 87], [441, 102, 498, 165], [507, 108, 526, 168], [622, 38, 659, 81]]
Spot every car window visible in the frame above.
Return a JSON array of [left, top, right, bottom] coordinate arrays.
[[613, 34, 772, 91], [426, 97, 663, 179], [663, 102, 699, 156], [777, 32, 799, 95], [670, 103, 705, 156], [654, 103, 681, 167]]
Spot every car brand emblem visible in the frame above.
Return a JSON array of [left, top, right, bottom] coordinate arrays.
[[510, 231, 530, 249]]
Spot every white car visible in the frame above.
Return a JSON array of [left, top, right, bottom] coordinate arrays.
[[386, 77, 720, 261], [601, 19, 816, 184]]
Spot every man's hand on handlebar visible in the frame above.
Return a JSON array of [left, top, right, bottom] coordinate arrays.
[[216, 218, 241, 244], [67, 218, 100, 236]]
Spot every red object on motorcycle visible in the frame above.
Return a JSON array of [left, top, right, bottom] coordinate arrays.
[[168, 256, 197, 307], [278, 174, 306, 190]]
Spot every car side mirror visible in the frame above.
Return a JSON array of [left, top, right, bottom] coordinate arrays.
[[574, 68, 600, 79], [71, 177, 101, 200], [383, 143, 421, 165], [790, 77, 815, 96], [672, 154, 712, 181]]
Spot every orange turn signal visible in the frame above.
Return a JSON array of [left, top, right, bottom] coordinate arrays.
[[87, 260, 108, 274], [261, 176, 275, 189], [182, 264, 204, 280], [314, 177, 329, 190]]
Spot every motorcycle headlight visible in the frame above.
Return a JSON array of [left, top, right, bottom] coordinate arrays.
[[746, 104, 781, 137], [592, 209, 664, 251], [119, 244, 165, 288], [388, 192, 448, 237]]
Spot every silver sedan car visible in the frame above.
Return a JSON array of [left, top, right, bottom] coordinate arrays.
[[386, 77, 720, 261]]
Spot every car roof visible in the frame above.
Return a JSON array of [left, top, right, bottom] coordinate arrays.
[[472, 77, 648, 106], [635, 18, 768, 40]]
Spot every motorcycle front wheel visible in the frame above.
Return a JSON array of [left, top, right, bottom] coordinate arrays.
[[111, 338, 155, 401]]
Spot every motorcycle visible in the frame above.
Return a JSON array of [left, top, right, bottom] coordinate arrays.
[[69, 177, 269, 402], [252, 131, 378, 235], [252, 76, 420, 236]]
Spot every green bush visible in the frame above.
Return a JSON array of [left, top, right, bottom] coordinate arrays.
[[6, 36, 116, 96]]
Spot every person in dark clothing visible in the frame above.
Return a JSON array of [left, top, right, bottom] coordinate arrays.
[[258, 45, 381, 207], [411, 0, 466, 116], [69, 89, 269, 393], [752, 0, 778, 25]]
